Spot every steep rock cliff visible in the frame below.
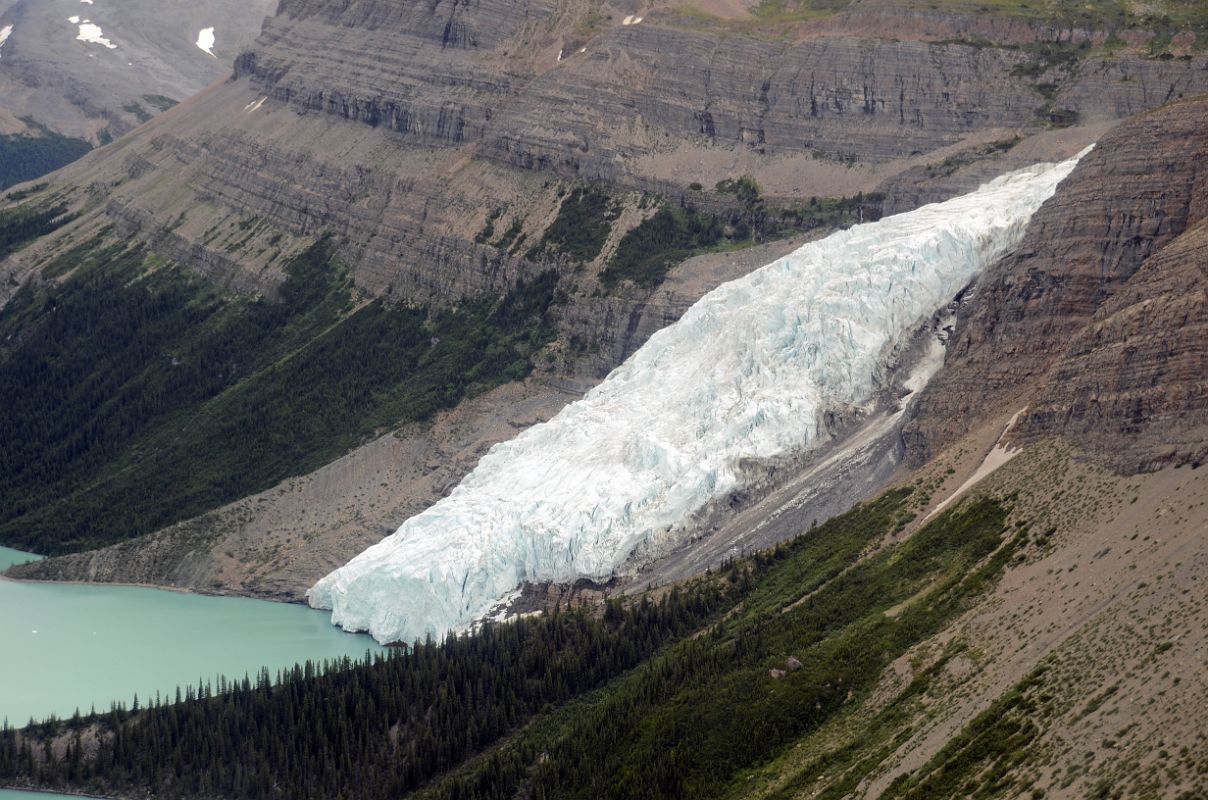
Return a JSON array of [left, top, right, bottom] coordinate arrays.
[[1015, 214, 1207, 471], [241, 0, 1208, 184], [22, 0, 1205, 314], [906, 94, 1208, 471]]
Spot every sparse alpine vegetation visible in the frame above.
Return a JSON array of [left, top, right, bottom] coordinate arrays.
[[601, 204, 736, 289], [526, 185, 620, 264]]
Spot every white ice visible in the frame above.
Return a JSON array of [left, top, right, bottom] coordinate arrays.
[[196, 26, 215, 56], [309, 150, 1088, 645], [0, 24, 12, 57], [68, 16, 80, 24], [76, 21, 116, 48]]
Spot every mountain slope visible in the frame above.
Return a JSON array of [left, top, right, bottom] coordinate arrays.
[[1016, 211, 1208, 471], [0, 0, 275, 142], [3, 446, 1203, 800], [2, 0, 1206, 596], [0, 52, 1204, 800], [0, 237, 561, 555], [906, 93, 1208, 470]]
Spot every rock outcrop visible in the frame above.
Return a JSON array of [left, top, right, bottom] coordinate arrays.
[[906, 93, 1208, 472], [25, 0, 1203, 319], [241, 0, 1208, 185], [1016, 214, 1207, 471]]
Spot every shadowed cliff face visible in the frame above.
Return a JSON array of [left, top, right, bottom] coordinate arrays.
[[906, 94, 1208, 472], [1015, 209, 1208, 471]]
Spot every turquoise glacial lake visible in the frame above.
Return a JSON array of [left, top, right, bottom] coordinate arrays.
[[0, 545, 380, 728]]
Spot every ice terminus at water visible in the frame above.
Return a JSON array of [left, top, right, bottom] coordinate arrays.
[[309, 150, 1088, 645]]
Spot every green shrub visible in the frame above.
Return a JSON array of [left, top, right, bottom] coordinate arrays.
[[141, 94, 179, 112], [601, 205, 732, 289], [527, 185, 618, 263]]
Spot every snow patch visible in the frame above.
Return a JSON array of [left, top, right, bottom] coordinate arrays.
[[0, 24, 12, 57], [309, 150, 1088, 645], [80, 0, 93, 4], [68, 15, 80, 23], [76, 21, 116, 48], [622, 15, 643, 25], [243, 96, 266, 112], [195, 26, 215, 56], [924, 407, 1028, 521]]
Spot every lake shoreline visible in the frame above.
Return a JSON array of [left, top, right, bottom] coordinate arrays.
[[0, 545, 312, 606], [0, 545, 379, 726], [0, 784, 110, 799], [0, 570, 308, 606]]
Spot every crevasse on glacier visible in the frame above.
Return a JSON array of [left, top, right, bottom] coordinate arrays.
[[309, 151, 1087, 645]]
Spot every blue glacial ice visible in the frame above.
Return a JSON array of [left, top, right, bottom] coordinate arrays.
[[308, 151, 1086, 644]]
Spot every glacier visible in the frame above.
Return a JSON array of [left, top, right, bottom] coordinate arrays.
[[308, 151, 1086, 645]]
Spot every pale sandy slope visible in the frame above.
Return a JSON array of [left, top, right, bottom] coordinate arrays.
[[738, 426, 1208, 799]]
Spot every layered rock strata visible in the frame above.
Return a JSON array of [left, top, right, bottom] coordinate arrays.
[[906, 94, 1208, 472]]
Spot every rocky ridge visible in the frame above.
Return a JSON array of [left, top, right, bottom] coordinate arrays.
[[25, 0, 1208, 308], [1017, 212, 1207, 471], [906, 93, 1208, 472], [241, 0, 1208, 185]]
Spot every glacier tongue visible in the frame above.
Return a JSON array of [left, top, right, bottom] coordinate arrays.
[[308, 152, 1086, 644]]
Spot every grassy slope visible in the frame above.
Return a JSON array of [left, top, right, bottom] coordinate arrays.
[[418, 449, 1208, 800], [416, 491, 1023, 800]]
